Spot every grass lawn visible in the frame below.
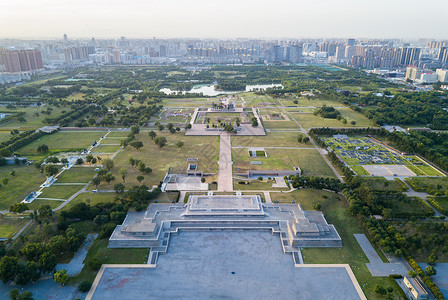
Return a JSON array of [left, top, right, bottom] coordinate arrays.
[[0, 217, 30, 238], [160, 98, 210, 108], [107, 132, 219, 189], [38, 185, 83, 200], [262, 118, 300, 129], [282, 189, 401, 300], [291, 112, 372, 129], [231, 132, 312, 148], [56, 167, 96, 183], [62, 192, 120, 211], [0, 165, 47, 210], [232, 148, 335, 178], [27, 199, 64, 210], [106, 131, 131, 137], [70, 238, 150, 284], [18, 131, 107, 156], [153, 192, 180, 203]]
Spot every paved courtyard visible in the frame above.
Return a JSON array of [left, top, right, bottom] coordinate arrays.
[[91, 231, 364, 300], [362, 164, 416, 177]]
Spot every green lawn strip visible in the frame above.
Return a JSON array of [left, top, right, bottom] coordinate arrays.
[[18, 131, 107, 155], [407, 177, 448, 194], [351, 165, 370, 176], [233, 179, 288, 191], [91, 144, 121, 153], [106, 131, 131, 137], [406, 165, 427, 176], [70, 238, 150, 284], [38, 185, 83, 200], [61, 193, 119, 211], [359, 177, 404, 192], [28, 199, 64, 210], [0, 165, 48, 210], [56, 167, 96, 183], [417, 165, 444, 176], [0, 217, 30, 238]]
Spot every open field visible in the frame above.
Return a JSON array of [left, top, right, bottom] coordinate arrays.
[[407, 177, 448, 193], [56, 167, 96, 183], [278, 189, 400, 300], [231, 132, 312, 148], [160, 98, 210, 108], [291, 112, 374, 129], [279, 97, 341, 107], [106, 132, 219, 189], [359, 177, 407, 192], [0, 165, 47, 209], [0, 105, 70, 129], [0, 217, 30, 238], [240, 92, 278, 106], [38, 185, 83, 200], [106, 131, 131, 137], [232, 148, 335, 177], [0, 131, 13, 143], [91, 144, 121, 153], [18, 131, 107, 156]]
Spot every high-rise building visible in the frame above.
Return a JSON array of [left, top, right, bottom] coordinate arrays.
[[0, 49, 43, 73], [285, 45, 302, 63], [347, 39, 355, 47], [63, 33, 68, 42]]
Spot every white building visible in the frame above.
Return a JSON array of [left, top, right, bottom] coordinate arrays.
[[436, 69, 448, 82]]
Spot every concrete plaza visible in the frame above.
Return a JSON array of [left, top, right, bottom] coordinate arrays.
[[90, 231, 364, 300]]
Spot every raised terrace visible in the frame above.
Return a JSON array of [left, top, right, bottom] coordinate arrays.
[[109, 194, 342, 265]]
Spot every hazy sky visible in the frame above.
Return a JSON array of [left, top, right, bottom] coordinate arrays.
[[1, 0, 447, 39]]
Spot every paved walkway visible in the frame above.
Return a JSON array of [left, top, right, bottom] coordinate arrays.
[[354, 234, 407, 277], [263, 192, 272, 203], [218, 133, 233, 191], [56, 234, 98, 276]]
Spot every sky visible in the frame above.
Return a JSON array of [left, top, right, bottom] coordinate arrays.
[[1, 0, 447, 39]]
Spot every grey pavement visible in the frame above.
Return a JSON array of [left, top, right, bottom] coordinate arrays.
[[0, 278, 84, 300], [218, 133, 233, 191], [56, 234, 98, 276], [354, 234, 408, 277], [90, 231, 363, 300]]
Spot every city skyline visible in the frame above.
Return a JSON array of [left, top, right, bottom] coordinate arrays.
[[1, 0, 448, 39]]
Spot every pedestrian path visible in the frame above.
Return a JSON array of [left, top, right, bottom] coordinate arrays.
[[217, 133, 233, 192]]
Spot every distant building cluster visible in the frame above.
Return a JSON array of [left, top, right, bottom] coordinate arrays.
[[0, 48, 43, 73], [405, 66, 448, 83]]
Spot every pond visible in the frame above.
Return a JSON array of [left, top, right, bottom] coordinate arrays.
[[160, 83, 283, 97]]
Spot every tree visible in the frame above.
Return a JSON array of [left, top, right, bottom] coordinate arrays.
[[154, 137, 167, 149], [61, 158, 68, 164], [201, 177, 206, 183], [78, 281, 92, 293], [114, 183, 125, 193], [148, 131, 157, 140], [186, 124, 192, 130], [251, 117, 258, 127], [373, 285, 387, 296], [407, 270, 417, 278], [37, 144, 49, 153], [119, 167, 128, 183], [92, 177, 101, 189], [313, 203, 322, 210], [130, 141, 143, 151], [130, 125, 140, 135], [2, 178, 9, 187], [102, 159, 114, 171], [75, 158, 84, 165], [103, 173, 115, 186], [8, 289, 33, 300], [341, 118, 347, 124], [10, 170, 15, 176], [137, 175, 144, 184], [257, 176, 263, 181], [87, 258, 102, 271], [38, 205, 53, 218], [176, 141, 184, 148], [87, 117, 96, 126], [351, 120, 356, 126], [44, 165, 58, 177], [9, 203, 28, 213], [54, 270, 69, 285], [85, 155, 93, 163], [303, 137, 310, 143], [297, 135, 303, 143], [425, 265, 437, 276], [0, 256, 19, 284], [158, 124, 164, 131]]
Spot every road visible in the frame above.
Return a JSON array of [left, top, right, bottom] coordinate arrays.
[[217, 133, 233, 191]]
